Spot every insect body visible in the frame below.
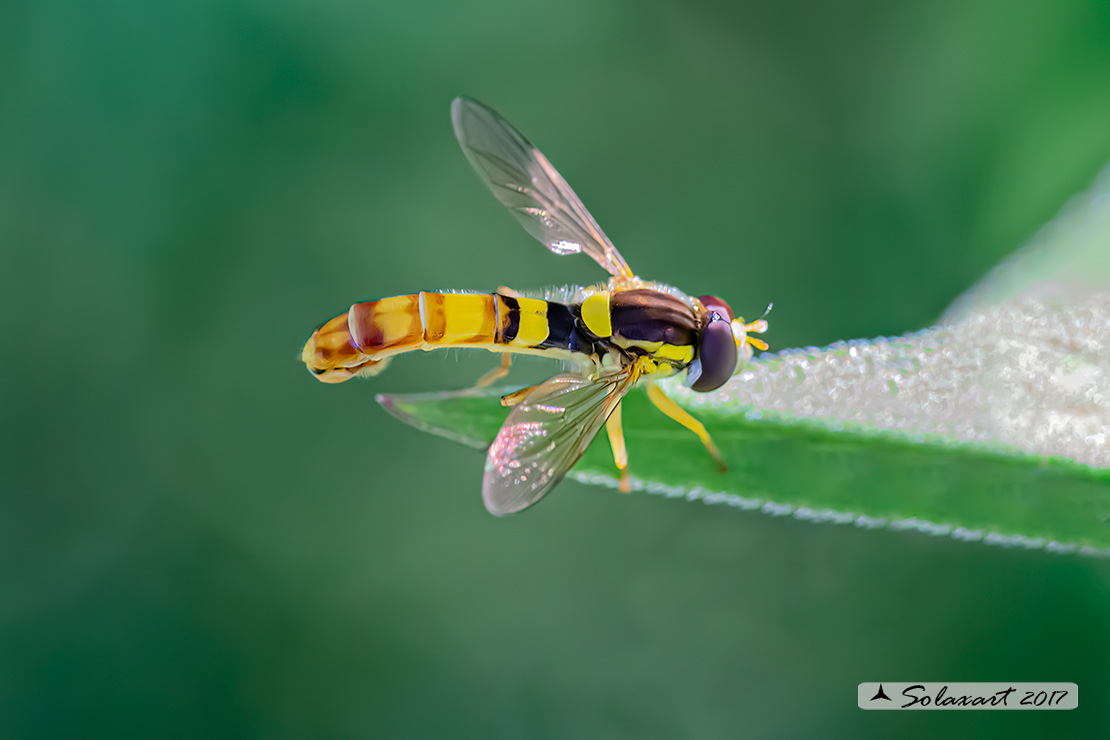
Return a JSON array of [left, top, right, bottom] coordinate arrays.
[[303, 98, 769, 515]]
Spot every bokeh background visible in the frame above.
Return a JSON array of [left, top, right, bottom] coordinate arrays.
[[3, 0, 1109, 737]]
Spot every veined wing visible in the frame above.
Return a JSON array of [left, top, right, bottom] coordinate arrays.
[[451, 96, 635, 279], [483, 367, 641, 516]]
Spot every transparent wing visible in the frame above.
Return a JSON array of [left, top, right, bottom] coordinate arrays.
[[483, 368, 640, 516], [451, 97, 635, 279]]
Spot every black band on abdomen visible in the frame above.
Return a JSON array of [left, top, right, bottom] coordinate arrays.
[[539, 302, 575, 350], [498, 294, 521, 344]]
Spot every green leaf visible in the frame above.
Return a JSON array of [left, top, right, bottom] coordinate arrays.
[[380, 385, 1110, 552]]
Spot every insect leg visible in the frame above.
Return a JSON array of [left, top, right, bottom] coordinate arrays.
[[605, 401, 631, 492], [646, 384, 727, 472], [474, 353, 512, 388], [501, 384, 538, 407]]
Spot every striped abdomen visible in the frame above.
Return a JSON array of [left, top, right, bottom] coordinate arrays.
[[303, 291, 599, 383]]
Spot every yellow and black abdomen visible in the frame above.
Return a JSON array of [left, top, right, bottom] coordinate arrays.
[[304, 291, 596, 382]]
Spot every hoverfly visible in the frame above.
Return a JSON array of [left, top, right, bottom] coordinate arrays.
[[303, 97, 769, 515]]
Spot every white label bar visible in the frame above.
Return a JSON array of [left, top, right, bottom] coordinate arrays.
[[858, 683, 1077, 710]]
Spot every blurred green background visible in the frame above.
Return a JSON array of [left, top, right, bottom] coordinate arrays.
[[3, 0, 1109, 737]]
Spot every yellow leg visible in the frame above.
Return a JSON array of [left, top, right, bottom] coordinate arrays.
[[605, 401, 631, 492], [646, 384, 727, 472], [475, 353, 512, 388], [500, 384, 536, 407]]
